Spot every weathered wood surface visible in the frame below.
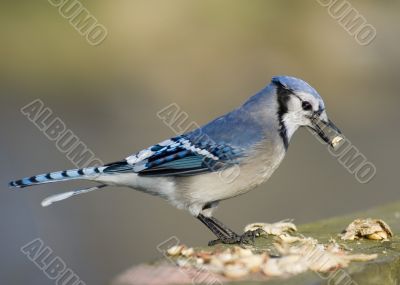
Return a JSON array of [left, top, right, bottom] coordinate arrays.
[[112, 201, 400, 285]]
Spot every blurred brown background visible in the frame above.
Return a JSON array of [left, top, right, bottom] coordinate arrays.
[[1, 1, 399, 284]]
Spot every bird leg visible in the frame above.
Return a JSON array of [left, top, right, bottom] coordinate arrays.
[[197, 214, 263, 246]]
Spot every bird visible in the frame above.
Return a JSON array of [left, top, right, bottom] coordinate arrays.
[[9, 76, 342, 245]]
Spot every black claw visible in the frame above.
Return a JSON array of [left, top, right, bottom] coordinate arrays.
[[208, 239, 222, 246], [198, 214, 265, 247], [240, 231, 255, 245], [208, 229, 264, 246], [208, 235, 240, 246]]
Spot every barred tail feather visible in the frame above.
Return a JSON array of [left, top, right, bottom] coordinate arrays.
[[9, 166, 106, 188]]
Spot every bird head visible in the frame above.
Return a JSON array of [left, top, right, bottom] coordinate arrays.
[[272, 76, 342, 148]]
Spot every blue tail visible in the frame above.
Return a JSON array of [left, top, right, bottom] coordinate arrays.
[[9, 166, 105, 188]]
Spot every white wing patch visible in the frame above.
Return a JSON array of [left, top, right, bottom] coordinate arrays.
[[126, 149, 155, 165], [180, 138, 219, 160], [125, 139, 174, 165], [125, 137, 219, 173]]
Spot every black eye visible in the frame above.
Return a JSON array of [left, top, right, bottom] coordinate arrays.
[[302, 101, 312, 111]]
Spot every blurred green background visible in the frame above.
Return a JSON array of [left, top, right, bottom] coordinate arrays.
[[1, 1, 399, 284]]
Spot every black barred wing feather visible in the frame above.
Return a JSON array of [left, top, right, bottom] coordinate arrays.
[[103, 136, 243, 177]]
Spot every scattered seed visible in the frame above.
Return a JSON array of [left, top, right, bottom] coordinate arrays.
[[164, 219, 381, 280], [166, 245, 185, 256], [223, 264, 250, 279], [181, 247, 194, 257], [341, 218, 393, 241], [244, 221, 297, 236]]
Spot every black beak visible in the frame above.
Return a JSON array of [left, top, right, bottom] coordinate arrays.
[[308, 115, 342, 148]]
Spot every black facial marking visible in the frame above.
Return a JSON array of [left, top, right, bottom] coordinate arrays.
[[273, 80, 292, 150]]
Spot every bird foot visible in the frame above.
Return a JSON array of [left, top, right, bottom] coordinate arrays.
[[208, 229, 264, 246]]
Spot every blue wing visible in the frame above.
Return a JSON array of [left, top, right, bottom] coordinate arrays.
[[103, 135, 243, 177]]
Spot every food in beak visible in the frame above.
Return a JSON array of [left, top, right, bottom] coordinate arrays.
[[309, 116, 343, 149], [331, 136, 343, 148]]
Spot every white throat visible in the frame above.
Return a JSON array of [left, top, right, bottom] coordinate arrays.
[[282, 112, 301, 141]]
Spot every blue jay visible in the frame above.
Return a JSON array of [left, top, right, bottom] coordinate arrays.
[[9, 76, 342, 245]]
